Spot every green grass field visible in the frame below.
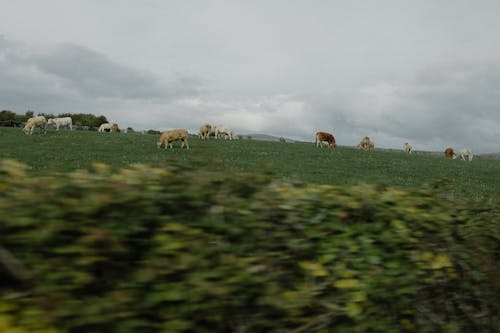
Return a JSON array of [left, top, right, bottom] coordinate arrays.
[[1, 127, 499, 199]]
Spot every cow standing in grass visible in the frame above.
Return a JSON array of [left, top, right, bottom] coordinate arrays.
[[454, 148, 473, 161], [445, 147, 455, 159], [98, 123, 119, 132], [315, 132, 337, 148], [404, 142, 413, 154], [358, 136, 374, 150], [23, 116, 47, 135], [199, 124, 212, 140], [48, 117, 73, 131], [157, 129, 190, 149], [215, 125, 235, 140]]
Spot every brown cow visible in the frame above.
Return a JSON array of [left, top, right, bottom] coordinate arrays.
[[157, 129, 190, 149], [444, 147, 455, 158], [315, 132, 337, 148]]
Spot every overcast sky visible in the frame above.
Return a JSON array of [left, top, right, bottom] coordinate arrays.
[[1, 1, 500, 153]]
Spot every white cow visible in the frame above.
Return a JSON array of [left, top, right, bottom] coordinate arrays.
[[454, 148, 473, 161], [98, 123, 119, 132], [404, 142, 413, 154], [48, 117, 73, 130], [215, 125, 235, 140], [23, 116, 47, 135]]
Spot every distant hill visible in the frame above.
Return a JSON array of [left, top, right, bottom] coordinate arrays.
[[479, 153, 500, 159], [239, 133, 298, 143]]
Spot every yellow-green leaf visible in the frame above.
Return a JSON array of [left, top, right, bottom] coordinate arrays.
[[334, 279, 360, 289]]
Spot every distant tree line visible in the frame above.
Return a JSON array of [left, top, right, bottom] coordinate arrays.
[[0, 110, 108, 128]]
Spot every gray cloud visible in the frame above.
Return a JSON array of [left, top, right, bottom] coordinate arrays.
[[0, 36, 203, 107]]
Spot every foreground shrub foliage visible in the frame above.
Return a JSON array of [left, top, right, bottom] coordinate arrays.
[[0, 160, 499, 332]]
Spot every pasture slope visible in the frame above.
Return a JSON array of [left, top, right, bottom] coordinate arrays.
[[0, 126, 499, 199]]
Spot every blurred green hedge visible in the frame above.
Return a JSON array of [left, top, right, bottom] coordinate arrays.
[[0, 160, 498, 332]]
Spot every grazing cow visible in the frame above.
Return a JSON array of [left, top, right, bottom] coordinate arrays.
[[357, 136, 369, 150], [454, 148, 473, 161], [208, 126, 217, 139], [157, 129, 190, 149], [279, 137, 286, 143], [215, 125, 235, 140], [404, 142, 413, 154], [98, 123, 119, 132], [357, 136, 374, 150], [199, 124, 212, 140], [444, 147, 455, 159], [367, 140, 375, 150], [23, 116, 47, 135], [48, 117, 73, 131], [315, 131, 337, 148], [98, 123, 112, 132]]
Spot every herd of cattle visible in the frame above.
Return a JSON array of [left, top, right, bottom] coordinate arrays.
[[315, 130, 473, 161], [21, 116, 474, 160], [22, 116, 119, 134]]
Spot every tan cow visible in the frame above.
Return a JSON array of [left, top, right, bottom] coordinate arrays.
[[315, 132, 337, 148], [367, 139, 374, 150], [23, 116, 47, 135], [198, 124, 212, 140], [444, 147, 455, 158], [357, 136, 374, 150], [157, 129, 190, 149]]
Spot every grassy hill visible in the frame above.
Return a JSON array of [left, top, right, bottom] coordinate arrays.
[[1, 127, 499, 199]]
